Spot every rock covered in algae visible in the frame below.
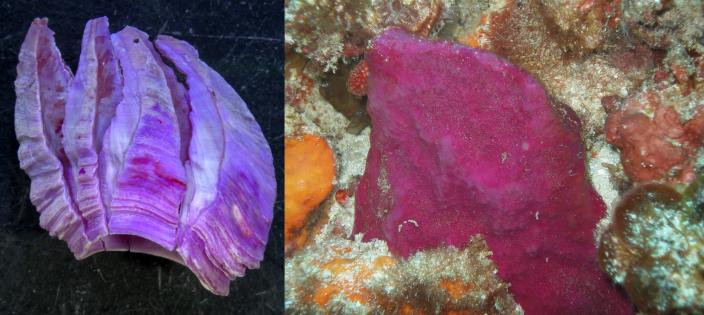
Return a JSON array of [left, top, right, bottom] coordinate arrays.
[[604, 35, 704, 184], [621, 0, 704, 53], [599, 176, 704, 314], [353, 28, 632, 314], [285, 0, 443, 72], [285, 234, 522, 314]]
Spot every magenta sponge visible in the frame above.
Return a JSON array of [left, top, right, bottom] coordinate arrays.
[[353, 28, 633, 314]]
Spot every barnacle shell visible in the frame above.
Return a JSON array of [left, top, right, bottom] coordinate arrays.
[[14, 17, 275, 296]]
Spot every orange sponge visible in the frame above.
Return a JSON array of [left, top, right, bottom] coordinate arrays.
[[285, 134, 336, 254]]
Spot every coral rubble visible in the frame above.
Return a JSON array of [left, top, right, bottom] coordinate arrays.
[[354, 28, 632, 314], [285, 235, 523, 314], [599, 176, 704, 314]]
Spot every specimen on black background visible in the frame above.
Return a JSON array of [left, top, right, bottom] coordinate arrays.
[[14, 17, 275, 296]]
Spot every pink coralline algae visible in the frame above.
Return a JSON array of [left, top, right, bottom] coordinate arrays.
[[605, 87, 704, 184], [353, 28, 633, 314], [14, 17, 275, 295]]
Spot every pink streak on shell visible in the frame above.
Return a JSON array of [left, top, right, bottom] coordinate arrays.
[[62, 17, 122, 242], [102, 26, 186, 250], [353, 28, 633, 315]]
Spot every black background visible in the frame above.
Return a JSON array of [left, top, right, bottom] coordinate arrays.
[[0, 1, 283, 314]]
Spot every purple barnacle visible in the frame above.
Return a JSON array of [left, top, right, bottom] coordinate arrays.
[[155, 34, 276, 293], [14, 17, 275, 296]]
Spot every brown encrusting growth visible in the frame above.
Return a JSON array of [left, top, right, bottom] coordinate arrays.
[[285, 0, 445, 72], [484, 0, 618, 76]]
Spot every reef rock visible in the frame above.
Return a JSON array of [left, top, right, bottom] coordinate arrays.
[[353, 28, 633, 314], [599, 176, 704, 314]]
